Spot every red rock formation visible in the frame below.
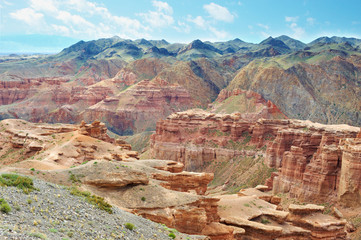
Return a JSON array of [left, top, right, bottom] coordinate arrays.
[[338, 138, 361, 207], [270, 121, 359, 204], [151, 110, 284, 171], [152, 171, 214, 195], [151, 110, 360, 206], [81, 78, 194, 135]]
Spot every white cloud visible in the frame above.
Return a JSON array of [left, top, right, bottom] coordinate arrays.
[[203, 3, 234, 22], [9, 0, 149, 40], [289, 22, 305, 39], [56, 10, 94, 28], [152, 0, 173, 14], [209, 26, 228, 39], [10, 8, 44, 25], [30, 0, 58, 13], [139, 1, 174, 28], [285, 16, 299, 22], [307, 17, 315, 25], [187, 15, 206, 29], [257, 23, 269, 30], [65, 0, 107, 15], [174, 21, 191, 33], [51, 24, 70, 35]]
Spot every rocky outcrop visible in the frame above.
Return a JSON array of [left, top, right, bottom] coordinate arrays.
[[151, 109, 360, 206], [218, 190, 347, 240], [270, 121, 359, 205], [338, 137, 361, 206], [78, 120, 112, 143], [151, 109, 287, 171]]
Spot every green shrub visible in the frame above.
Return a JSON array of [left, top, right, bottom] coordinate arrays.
[[125, 223, 135, 230], [168, 232, 176, 239], [69, 187, 112, 213], [0, 198, 11, 213], [141, 197, 146, 201], [0, 174, 38, 194], [69, 173, 81, 184]]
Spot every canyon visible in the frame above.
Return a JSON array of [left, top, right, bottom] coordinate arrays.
[[150, 109, 361, 207], [0, 119, 356, 239], [1, 35, 361, 239]]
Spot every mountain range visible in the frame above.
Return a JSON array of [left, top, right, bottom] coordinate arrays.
[[0, 35, 360, 135]]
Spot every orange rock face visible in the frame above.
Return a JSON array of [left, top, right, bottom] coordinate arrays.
[[269, 121, 359, 205], [151, 110, 361, 206], [151, 109, 285, 171]]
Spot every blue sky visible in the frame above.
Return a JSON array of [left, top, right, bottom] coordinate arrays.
[[1, 0, 361, 53]]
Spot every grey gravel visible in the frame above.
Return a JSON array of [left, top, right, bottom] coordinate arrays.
[[0, 174, 203, 240]]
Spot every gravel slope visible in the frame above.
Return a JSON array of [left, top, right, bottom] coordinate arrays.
[[0, 174, 205, 240]]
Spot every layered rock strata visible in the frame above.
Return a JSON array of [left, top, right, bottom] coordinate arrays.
[[82, 78, 193, 135], [151, 109, 361, 206]]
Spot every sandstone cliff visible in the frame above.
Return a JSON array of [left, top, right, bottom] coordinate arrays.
[[151, 109, 361, 206]]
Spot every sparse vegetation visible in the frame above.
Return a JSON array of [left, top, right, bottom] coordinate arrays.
[[125, 223, 135, 230], [69, 172, 81, 184], [0, 198, 11, 213], [168, 232, 176, 239], [0, 173, 38, 194], [141, 197, 146, 201], [69, 186, 113, 214]]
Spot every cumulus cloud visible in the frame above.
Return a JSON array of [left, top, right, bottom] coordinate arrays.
[[152, 0, 173, 14], [187, 15, 206, 29], [139, 0, 174, 28], [30, 0, 58, 13], [10, 8, 44, 25], [204, 3, 234, 22], [9, 0, 148, 40], [56, 10, 94, 28]]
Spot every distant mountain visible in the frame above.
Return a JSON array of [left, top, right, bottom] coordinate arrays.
[[207, 38, 254, 54], [309, 36, 361, 47], [259, 37, 291, 54], [228, 41, 361, 126], [1, 34, 361, 132], [177, 39, 223, 60], [275, 35, 307, 50]]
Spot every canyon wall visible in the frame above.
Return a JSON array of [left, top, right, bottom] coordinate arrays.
[[151, 109, 361, 206]]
